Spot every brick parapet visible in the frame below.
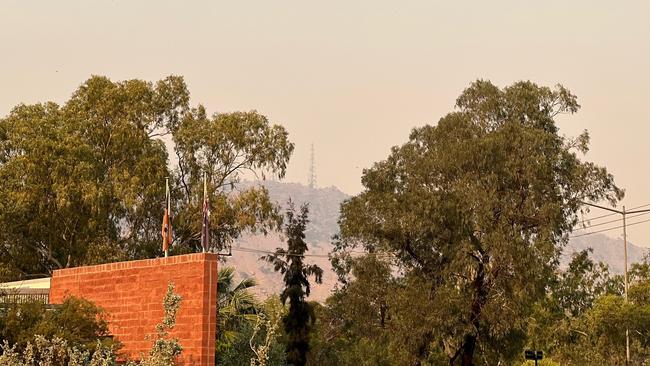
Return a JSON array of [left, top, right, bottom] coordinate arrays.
[[50, 253, 218, 365]]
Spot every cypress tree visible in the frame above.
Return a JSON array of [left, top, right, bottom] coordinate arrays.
[[265, 200, 323, 366]]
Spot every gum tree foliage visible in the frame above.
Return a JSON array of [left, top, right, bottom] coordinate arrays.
[[335, 80, 622, 365], [522, 250, 620, 364], [551, 249, 622, 317], [539, 258, 650, 365], [264, 202, 323, 366], [316, 252, 626, 365], [308, 255, 412, 366], [0, 76, 177, 274], [171, 105, 293, 253], [0, 75, 293, 278]]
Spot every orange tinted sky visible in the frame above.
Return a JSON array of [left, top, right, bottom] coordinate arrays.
[[1, 1, 649, 245]]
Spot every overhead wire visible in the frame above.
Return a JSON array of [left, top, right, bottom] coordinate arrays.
[[580, 211, 618, 222], [626, 203, 650, 211], [573, 211, 650, 231], [227, 203, 650, 256], [570, 218, 650, 238], [228, 245, 394, 259], [571, 202, 650, 238], [578, 203, 650, 222]]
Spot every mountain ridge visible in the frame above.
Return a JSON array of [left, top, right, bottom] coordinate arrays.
[[227, 181, 649, 301]]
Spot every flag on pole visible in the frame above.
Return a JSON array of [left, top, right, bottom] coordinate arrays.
[[200, 172, 210, 252], [162, 178, 172, 256]]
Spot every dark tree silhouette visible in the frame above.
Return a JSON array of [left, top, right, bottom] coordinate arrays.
[[264, 200, 323, 366]]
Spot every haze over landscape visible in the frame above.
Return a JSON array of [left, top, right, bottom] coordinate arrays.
[[2, 1, 650, 247], [4, 2, 650, 364]]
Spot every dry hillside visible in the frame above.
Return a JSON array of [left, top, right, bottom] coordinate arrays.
[[226, 181, 649, 301]]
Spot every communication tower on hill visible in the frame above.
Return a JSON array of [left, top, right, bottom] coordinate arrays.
[[308, 143, 317, 189]]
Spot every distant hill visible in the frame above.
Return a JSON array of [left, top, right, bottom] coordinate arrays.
[[225, 181, 348, 301], [247, 180, 348, 244], [226, 181, 649, 301], [564, 234, 649, 274]]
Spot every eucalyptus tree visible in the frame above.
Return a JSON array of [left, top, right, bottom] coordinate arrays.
[[0, 75, 293, 278], [547, 258, 650, 364], [0, 76, 186, 275], [336, 80, 622, 365], [171, 107, 293, 253]]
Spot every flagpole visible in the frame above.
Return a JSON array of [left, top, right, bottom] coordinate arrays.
[[203, 172, 207, 253], [165, 177, 169, 258]]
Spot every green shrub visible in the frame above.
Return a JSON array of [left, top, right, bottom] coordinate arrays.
[[0, 297, 117, 353], [0, 282, 184, 366], [521, 360, 560, 366], [127, 282, 183, 366], [0, 335, 116, 366]]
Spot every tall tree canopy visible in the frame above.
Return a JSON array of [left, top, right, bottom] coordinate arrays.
[[0, 75, 293, 279], [335, 80, 622, 365], [172, 107, 293, 253]]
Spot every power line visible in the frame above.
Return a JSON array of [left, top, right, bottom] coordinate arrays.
[[231, 246, 330, 258], [580, 211, 618, 221], [627, 203, 650, 211], [574, 211, 650, 231], [231, 203, 650, 256], [229, 245, 393, 259], [570, 217, 650, 238], [578, 203, 650, 222]]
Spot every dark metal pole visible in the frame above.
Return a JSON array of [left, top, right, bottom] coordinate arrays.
[[623, 206, 629, 366]]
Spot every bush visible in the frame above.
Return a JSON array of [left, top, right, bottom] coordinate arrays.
[[0, 335, 116, 366], [0, 282, 184, 366], [127, 282, 183, 366], [217, 296, 286, 366], [37, 297, 117, 352], [521, 360, 560, 366], [0, 297, 116, 353]]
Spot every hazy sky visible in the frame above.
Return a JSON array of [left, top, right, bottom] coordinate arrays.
[[2, 1, 650, 245]]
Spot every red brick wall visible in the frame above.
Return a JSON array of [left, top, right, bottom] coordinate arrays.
[[50, 253, 218, 366]]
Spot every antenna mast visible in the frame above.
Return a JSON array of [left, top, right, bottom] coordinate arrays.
[[308, 143, 316, 189]]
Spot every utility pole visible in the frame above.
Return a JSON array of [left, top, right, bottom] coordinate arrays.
[[622, 206, 629, 364], [579, 201, 650, 365]]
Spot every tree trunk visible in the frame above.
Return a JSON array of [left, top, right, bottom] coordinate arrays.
[[460, 334, 477, 366], [460, 258, 488, 366]]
